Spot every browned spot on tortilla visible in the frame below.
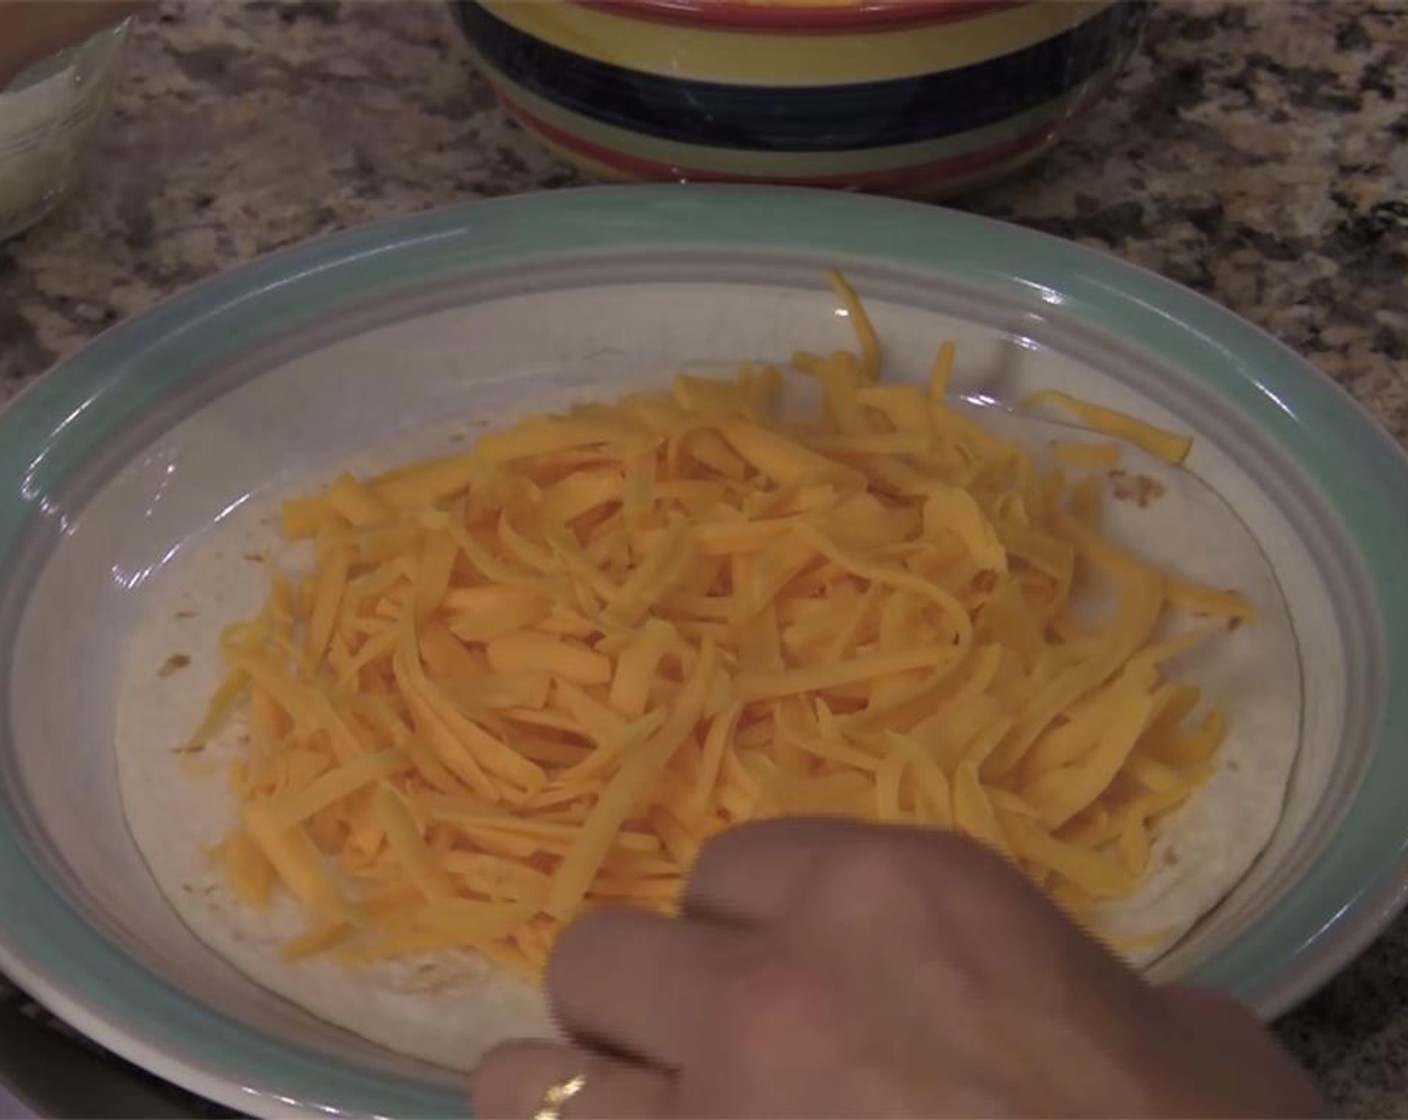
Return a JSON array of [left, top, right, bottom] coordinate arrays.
[[175, 608, 197, 619], [1227, 760, 1240, 772], [1108, 469, 1166, 508], [449, 433, 466, 444], [244, 552, 264, 563], [1227, 616, 1244, 632], [158, 653, 192, 677], [1163, 848, 1180, 866]]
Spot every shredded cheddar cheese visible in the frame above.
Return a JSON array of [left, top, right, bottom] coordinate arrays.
[[1023, 391, 1194, 466], [191, 271, 1254, 978]]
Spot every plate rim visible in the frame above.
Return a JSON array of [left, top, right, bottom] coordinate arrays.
[[2, 184, 1407, 1118]]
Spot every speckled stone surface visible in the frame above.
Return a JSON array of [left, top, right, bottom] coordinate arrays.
[[0, 0, 1405, 1115]]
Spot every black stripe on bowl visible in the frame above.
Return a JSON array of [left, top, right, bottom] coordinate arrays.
[[451, 0, 1147, 153]]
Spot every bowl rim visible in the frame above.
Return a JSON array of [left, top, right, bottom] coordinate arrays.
[[2, 184, 1408, 1118]]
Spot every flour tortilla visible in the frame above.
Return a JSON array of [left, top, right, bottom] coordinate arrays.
[[114, 407, 1300, 1071], [115, 421, 557, 1073], [969, 405, 1301, 966]]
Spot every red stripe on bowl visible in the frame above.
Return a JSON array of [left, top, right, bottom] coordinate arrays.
[[581, 0, 1023, 32], [495, 80, 1107, 192]]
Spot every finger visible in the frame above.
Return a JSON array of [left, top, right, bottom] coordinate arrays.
[[548, 905, 743, 1068], [683, 816, 989, 924], [470, 1039, 674, 1120], [682, 818, 876, 923]]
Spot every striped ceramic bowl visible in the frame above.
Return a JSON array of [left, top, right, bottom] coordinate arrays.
[[450, 0, 1148, 197]]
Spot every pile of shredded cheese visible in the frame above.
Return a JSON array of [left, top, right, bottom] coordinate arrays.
[[193, 273, 1254, 978]]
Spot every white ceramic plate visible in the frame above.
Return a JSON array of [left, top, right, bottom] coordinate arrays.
[[0, 187, 1405, 1118]]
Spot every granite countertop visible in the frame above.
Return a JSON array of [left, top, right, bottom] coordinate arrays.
[[1, 0, 1406, 1115]]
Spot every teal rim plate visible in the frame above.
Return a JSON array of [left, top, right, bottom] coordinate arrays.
[[0, 186, 1406, 1118]]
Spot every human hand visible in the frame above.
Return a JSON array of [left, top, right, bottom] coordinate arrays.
[[471, 818, 1323, 1118]]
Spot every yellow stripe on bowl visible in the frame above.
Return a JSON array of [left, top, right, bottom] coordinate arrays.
[[471, 44, 1113, 180], [525, 133, 638, 184], [479, 0, 1114, 85], [528, 120, 1062, 198]]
